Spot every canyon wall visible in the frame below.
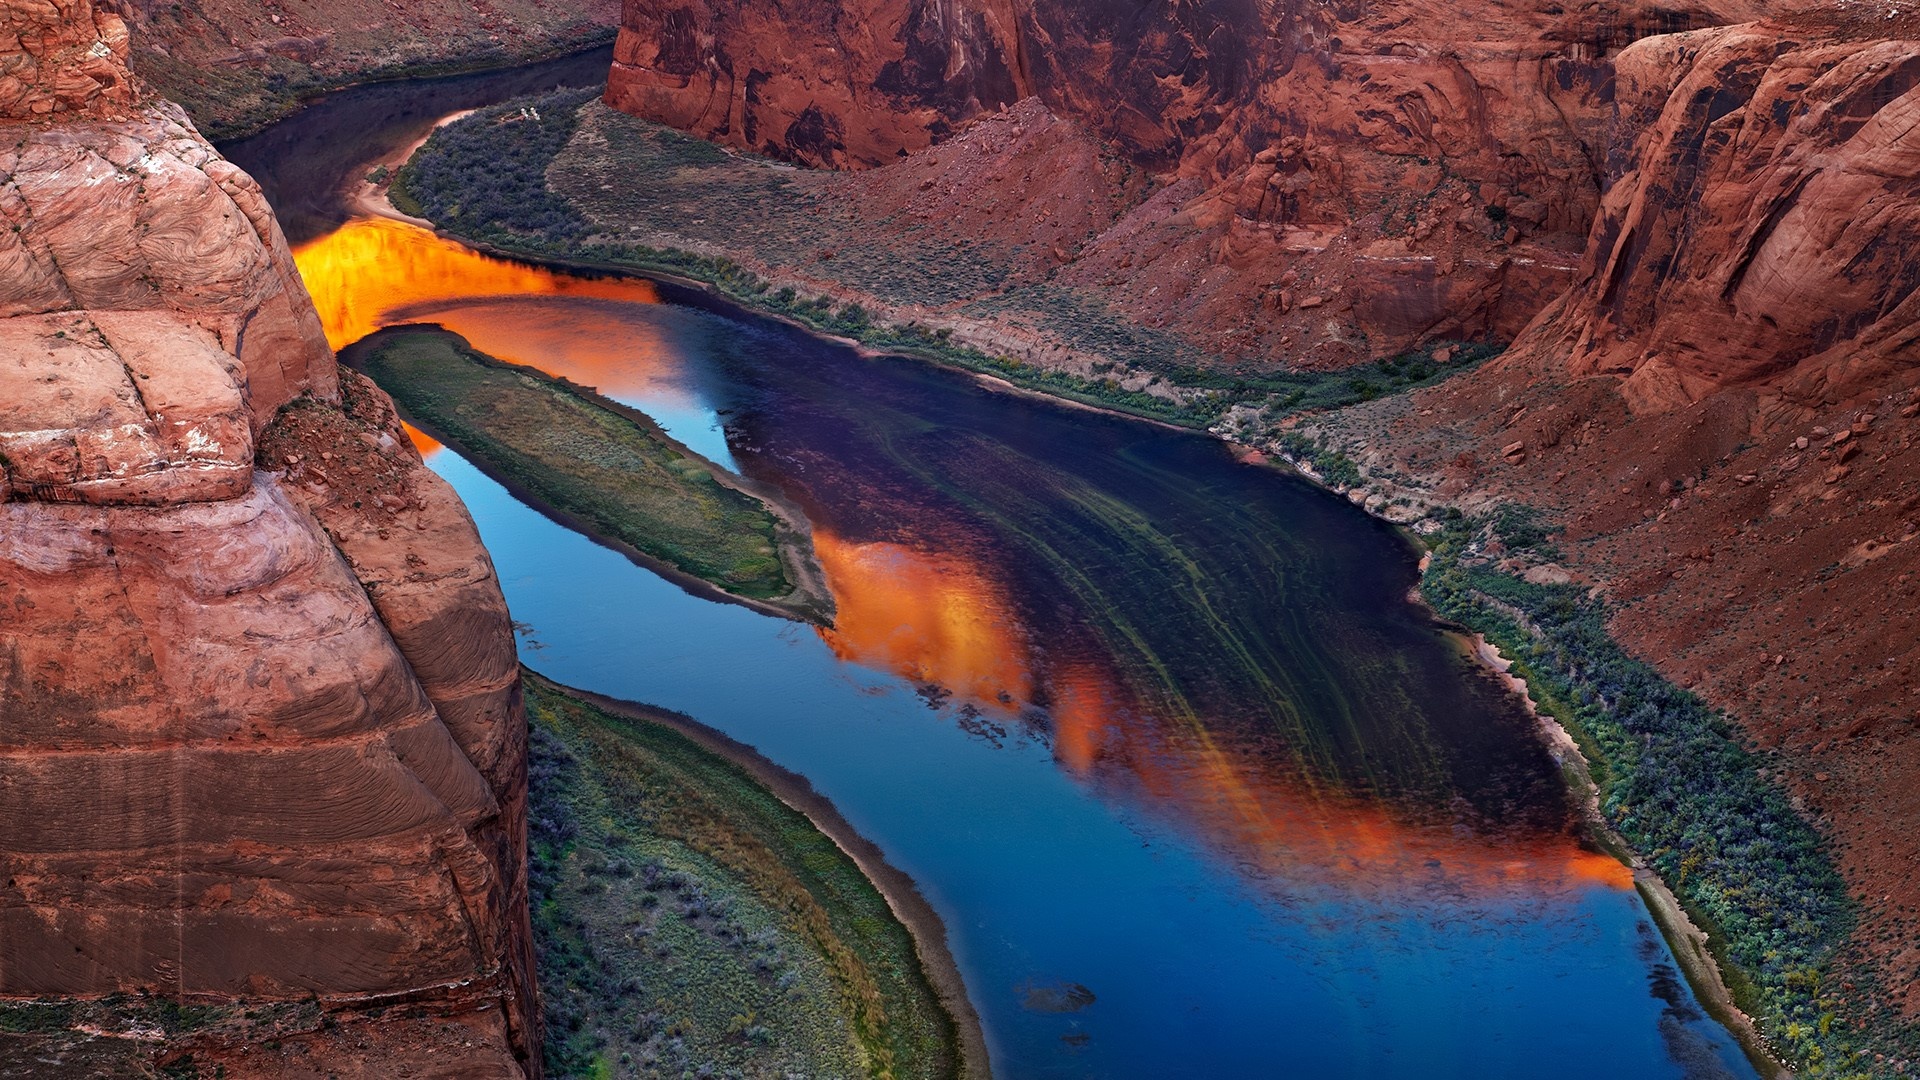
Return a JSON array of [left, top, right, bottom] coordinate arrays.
[[607, 0, 1766, 363], [0, 3, 537, 1074], [607, 0, 1023, 169], [1509, 14, 1920, 416], [1333, 14, 1920, 1027]]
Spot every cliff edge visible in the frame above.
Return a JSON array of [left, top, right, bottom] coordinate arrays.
[[0, 2, 538, 1075]]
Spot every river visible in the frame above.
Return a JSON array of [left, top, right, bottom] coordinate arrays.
[[225, 57, 1760, 1080]]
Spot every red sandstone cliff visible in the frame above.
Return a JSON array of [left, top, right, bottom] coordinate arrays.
[[0, 3, 538, 1074], [607, 0, 1022, 168], [608, 0, 1775, 363], [1324, 15, 1920, 1024]]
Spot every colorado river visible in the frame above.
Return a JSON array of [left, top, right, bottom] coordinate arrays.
[[228, 58, 1760, 1080]]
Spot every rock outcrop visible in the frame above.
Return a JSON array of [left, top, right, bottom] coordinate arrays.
[[607, 0, 1022, 169], [1286, 13, 1920, 1030], [606, 0, 1768, 363], [0, 4, 537, 1074], [1507, 16, 1920, 416]]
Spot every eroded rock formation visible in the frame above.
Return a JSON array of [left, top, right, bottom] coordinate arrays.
[[1515, 17, 1920, 416], [607, 0, 1022, 168], [1327, 16, 1920, 1022], [607, 0, 1774, 363], [0, 4, 537, 1074]]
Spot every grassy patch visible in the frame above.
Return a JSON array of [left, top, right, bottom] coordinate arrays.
[[1417, 510, 1894, 1077], [347, 325, 801, 605], [526, 676, 961, 1079], [1276, 431, 1364, 488]]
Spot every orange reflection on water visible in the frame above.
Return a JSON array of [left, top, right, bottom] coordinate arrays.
[[814, 524, 1632, 897], [299, 215, 1631, 900], [402, 422, 442, 459], [293, 217, 660, 351], [814, 532, 1035, 708]]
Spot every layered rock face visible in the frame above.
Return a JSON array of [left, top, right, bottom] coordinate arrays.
[[1291, 13, 1920, 1026], [1514, 18, 1920, 415], [0, 4, 537, 1074], [608, 0, 1768, 362], [607, 0, 1022, 168]]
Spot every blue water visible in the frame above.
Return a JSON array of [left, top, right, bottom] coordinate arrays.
[[433, 441, 1756, 1079], [226, 49, 1761, 1073]]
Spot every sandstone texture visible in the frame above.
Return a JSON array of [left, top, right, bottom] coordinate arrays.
[[607, 0, 1774, 364], [0, 4, 537, 1074], [607, 0, 1021, 169], [0, 0, 138, 119], [1280, 14, 1920, 1030]]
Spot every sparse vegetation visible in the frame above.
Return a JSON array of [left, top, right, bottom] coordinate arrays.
[[525, 676, 963, 1079], [394, 93, 1496, 431], [139, 30, 616, 141], [348, 325, 816, 611], [1277, 431, 1364, 488], [1418, 509, 1893, 1077]]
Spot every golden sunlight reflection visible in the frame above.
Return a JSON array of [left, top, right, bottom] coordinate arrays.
[[293, 216, 660, 351], [813, 532, 1035, 708], [302, 215, 1630, 903], [814, 526, 1631, 898], [402, 422, 442, 459], [388, 299, 696, 408]]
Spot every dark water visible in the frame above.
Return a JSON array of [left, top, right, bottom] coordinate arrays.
[[221, 46, 612, 246], [238, 62, 1761, 1080]]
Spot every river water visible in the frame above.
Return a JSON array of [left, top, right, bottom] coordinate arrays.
[[227, 59, 1759, 1080]]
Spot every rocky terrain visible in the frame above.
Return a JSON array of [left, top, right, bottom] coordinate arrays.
[[607, 0, 1781, 367], [600, 0, 1920, 1059], [1314, 13, 1920, 1034], [116, 0, 619, 137], [0, 3, 537, 1075]]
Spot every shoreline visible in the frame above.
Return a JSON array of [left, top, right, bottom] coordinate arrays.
[[386, 191, 1794, 1074], [1463, 633, 1790, 1079], [367, 187, 1212, 437], [1282, 443, 1797, 1079], [185, 34, 617, 143], [522, 670, 993, 1080], [339, 329, 835, 626], [356, 114, 1790, 1077], [447, 231, 1200, 434]]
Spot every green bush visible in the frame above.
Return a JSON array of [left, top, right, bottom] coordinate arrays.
[[1420, 515, 1874, 1075]]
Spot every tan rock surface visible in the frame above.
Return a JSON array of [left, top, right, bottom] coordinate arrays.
[[0, 0, 138, 120], [0, 1, 537, 1073]]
